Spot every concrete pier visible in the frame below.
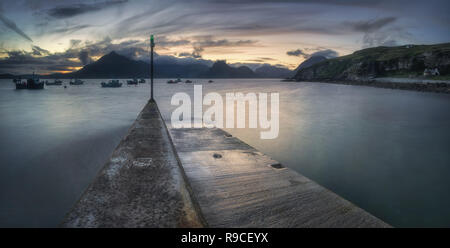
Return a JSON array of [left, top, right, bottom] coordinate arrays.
[[62, 101, 389, 227], [61, 101, 202, 227], [168, 128, 389, 227]]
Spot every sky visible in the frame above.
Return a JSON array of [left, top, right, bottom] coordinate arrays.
[[0, 0, 449, 74]]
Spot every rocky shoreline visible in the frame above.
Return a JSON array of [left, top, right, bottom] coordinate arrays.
[[296, 79, 450, 94]]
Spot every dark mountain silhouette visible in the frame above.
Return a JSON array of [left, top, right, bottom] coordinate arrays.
[[72, 51, 148, 78], [293, 55, 327, 74], [255, 65, 292, 78], [202, 60, 256, 78], [59, 51, 208, 78], [3, 51, 294, 79]]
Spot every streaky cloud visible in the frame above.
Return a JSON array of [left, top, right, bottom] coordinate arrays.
[[349, 17, 397, 32], [51, 24, 91, 34], [0, 13, 33, 42], [46, 0, 128, 18]]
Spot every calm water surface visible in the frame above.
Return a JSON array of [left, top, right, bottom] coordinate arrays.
[[0, 79, 449, 227]]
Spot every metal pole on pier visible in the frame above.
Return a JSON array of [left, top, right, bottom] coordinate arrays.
[[150, 34, 155, 101]]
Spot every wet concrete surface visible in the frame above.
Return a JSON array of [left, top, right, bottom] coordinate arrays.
[[61, 101, 202, 227], [169, 128, 389, 227]]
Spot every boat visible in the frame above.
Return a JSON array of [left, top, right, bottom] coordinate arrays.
[[139, 78, 146, 84], [26, 76, 44, 89], [127, 78, 138, 85], [14, 78, 27, 89], [185, 80, 193, 83], [101, 80, 122, 88], [281, 78, 295, 82], [46, 79, 63, 86], [167, 80, 177, 84], [208, 80, 214, 83], [69, 79, 84, 85]]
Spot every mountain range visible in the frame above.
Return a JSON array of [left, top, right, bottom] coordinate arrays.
[[7, 43, 444, 81], [202, 60, 256, 78], [6, 51, 293, 79]]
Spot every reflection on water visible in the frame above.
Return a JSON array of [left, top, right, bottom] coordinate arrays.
[[0, 80, 150, 227], [1, 79, 449, 227]]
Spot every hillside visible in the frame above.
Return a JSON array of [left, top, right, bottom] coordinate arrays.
[[293, 55, 327, 73], [294, 43, 450, 81]]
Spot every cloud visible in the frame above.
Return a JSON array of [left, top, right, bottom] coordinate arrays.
[[191, 47, 203, 58], [75, 37, 148, 60], [154, 53, 213, 66], [70, 39, 82, 48], [0, 36, 214, 74], [0, 37, 141, 74], [287, 49, 308, 57], [178, 47, 203, 59], [310, 49, 338, 58], [188, 36, 257, 58], [108, 1, 341, 40], [51, 24, 91, 34], [349, 17, 397, 33], [32, 46, 50, 56], [2, 1, 447, 73], [287, 47, 339, 59], [46, 0, 128, 18], [346, 17, 413, 48], [361, 28, 413, 48], [258, 57, 275, 61], [78, 50, 91, 65], [203, 0, 386, 7], [192, 36, 256, 48], [0, 12, 33, 42], [157, 36, 191, 47], [98, 0, 441, 47], [0, 49, 81, 74], [175, 35, 257, 59], [178, 52, 192, 57]]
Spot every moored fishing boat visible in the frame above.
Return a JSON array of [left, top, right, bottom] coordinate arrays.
[[101, 79, 122, 88], [69, 79, 84, 85], [13, 78, 27, 89], [127, 78, 138, 85], [26, 76, 44, 89]]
